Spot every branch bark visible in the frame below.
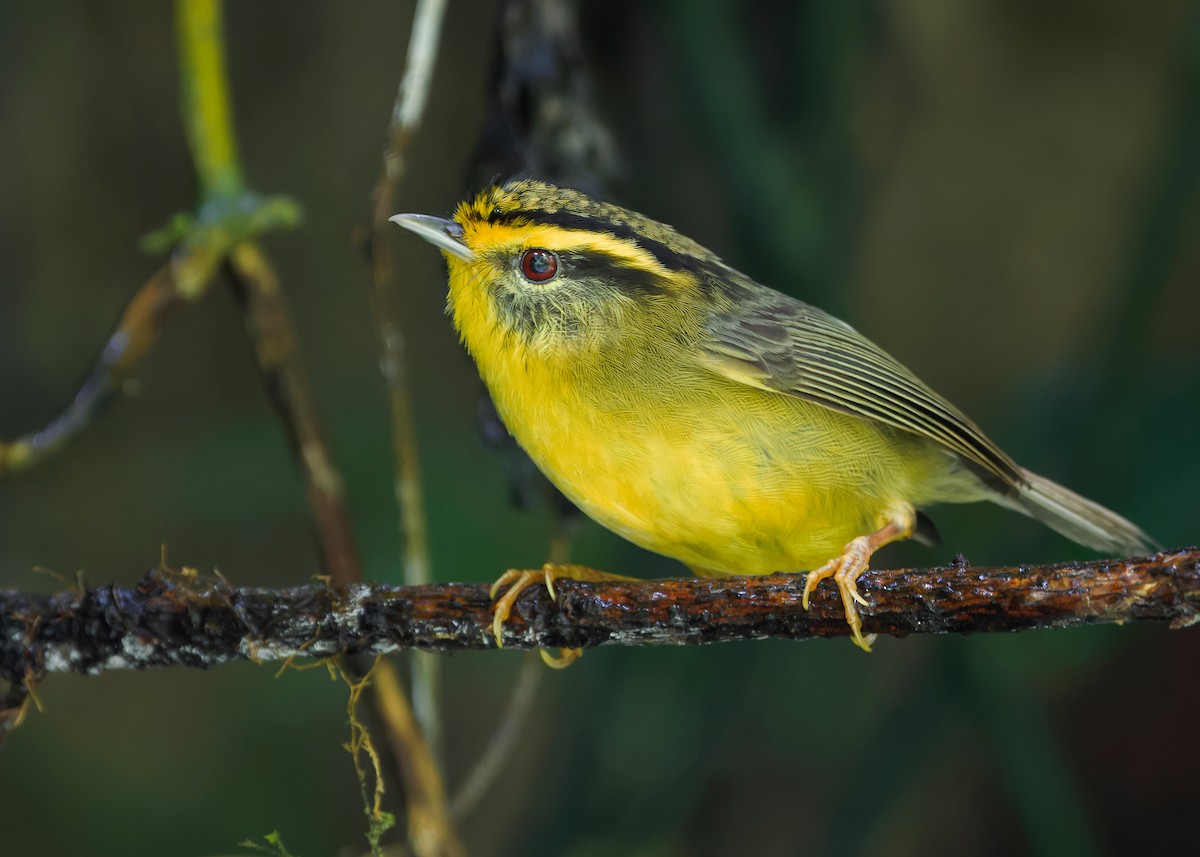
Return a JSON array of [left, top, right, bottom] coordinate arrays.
[[3, 549, 1195, 688]]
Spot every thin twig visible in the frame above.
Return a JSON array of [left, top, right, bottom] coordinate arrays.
[[367, 0, 449, 775], [3, 550, 1195, 689], [371, 659, 464, 857], [374, 0, 448, 588], [385, 0, 448, 181], [358, 4, 460, 853], [0, 266, 187, 477], [174, 0, 362, 590], [173, 5, 449, 853], [450, 652, 542, 820], [225, 244, 361, 583]]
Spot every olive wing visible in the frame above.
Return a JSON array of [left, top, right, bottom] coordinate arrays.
[[698, 291, 1025, 493]]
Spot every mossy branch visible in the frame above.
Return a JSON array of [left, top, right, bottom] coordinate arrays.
[[2, 548, 1195, 694]]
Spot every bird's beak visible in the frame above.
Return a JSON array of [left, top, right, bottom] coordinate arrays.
[[389, 213, 475, 261]]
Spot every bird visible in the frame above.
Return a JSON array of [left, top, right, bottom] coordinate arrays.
[[391, 178, 1156, 655]]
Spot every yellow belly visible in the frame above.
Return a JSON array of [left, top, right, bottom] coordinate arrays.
[[489, 361, 963, 574]]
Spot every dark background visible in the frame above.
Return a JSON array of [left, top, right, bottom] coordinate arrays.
[[2, 2, 1198, 855]]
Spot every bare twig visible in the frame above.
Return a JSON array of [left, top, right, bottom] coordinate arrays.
[[384, 0, 448, 182], [367, 0, 449, 784], [371, 0, 448, 591], [225, 243, 361, 584], [174, 5, 448, 852], [370, 659, 462, 857], [358, 4, 462, 853], [173, 0, 361, 592], [3, 550, 1195, 691], [0, 189, 301, 481], [450, 652, 541, 820], [0, 266, 188, 477]]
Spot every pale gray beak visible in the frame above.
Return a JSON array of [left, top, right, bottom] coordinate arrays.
[[389, 213, 475, 261]]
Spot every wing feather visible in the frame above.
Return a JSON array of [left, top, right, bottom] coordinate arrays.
[[699, 291, 1025, 492]]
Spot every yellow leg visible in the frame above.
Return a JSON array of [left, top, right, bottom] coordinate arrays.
[[801, 509, 915, 652], [489, 563, 636, 665]]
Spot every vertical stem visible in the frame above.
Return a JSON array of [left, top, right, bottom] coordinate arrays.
[[172, 5, 458, 852], [227, 243, 362, 585], [370, 0, 449, 765], [372, 660, 464, 857], [175, 0, 245, 200], [387, 0, 448, 178]]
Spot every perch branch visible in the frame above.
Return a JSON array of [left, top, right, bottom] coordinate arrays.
[[3, 549, 1195, 689]]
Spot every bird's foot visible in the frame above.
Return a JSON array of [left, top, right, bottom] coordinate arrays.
[[489, 563, 634, 667], [800, 509, 915, 652], [801, 538, 876, 652]]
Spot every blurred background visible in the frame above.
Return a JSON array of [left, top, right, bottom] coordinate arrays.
[[2, 2, 1198, 855]]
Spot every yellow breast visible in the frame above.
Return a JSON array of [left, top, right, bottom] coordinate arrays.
[[450, 268, 946, 574]]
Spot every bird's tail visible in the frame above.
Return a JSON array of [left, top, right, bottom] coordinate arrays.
[[1001, 468, 1159, 556]]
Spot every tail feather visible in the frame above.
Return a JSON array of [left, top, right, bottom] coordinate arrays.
[[1003, 469, 1159, 556]]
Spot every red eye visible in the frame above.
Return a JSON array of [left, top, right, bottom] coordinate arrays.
[[519, 248, 559, 282]]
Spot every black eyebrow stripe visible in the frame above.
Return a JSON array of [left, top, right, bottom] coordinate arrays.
[[490, 208, 720, 278], [558, 250, 670, 296]]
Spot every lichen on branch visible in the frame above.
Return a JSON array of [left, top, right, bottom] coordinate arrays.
[[2, 549, 1195, 691]]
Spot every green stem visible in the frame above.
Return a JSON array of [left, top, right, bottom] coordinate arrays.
[[175, 0, 245, 201]]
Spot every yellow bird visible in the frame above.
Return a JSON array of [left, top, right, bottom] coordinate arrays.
[[392, 179, 1155, 653]]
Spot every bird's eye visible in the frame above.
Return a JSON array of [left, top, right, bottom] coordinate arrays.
[[519, 248, 559, 283]]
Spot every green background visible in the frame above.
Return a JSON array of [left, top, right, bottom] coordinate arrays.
[[2, 2, 1198, 855]]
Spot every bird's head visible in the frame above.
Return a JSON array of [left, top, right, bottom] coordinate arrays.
[[391, 179, 731, 359]]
